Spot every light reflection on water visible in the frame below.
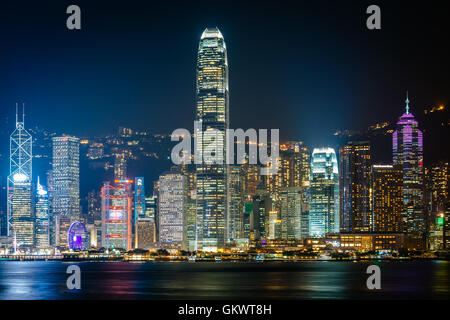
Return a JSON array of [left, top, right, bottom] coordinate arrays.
[[0, 260, 448, 300]]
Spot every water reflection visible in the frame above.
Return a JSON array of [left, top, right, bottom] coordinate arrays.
[[432, 260, 449, 294], [0, 260, 448, 300]]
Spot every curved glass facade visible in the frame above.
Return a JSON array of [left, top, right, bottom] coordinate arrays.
[[195, 28, 229, 251]]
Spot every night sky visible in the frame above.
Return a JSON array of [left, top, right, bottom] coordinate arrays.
[[1, 0, 449, 147]]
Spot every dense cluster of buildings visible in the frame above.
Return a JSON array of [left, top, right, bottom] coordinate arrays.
[[1, 28, 449, 255]]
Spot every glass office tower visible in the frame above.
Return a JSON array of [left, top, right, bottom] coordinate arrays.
[[309, 148, 339, 237], [339, 141, 371, 232], [195, 27, 229, 251], [392, 94, 425, 245], [134, 177, 145, 248], [51, 136, 80, 249], [35, 178, 50, 250], [7, 105, 34, 250]]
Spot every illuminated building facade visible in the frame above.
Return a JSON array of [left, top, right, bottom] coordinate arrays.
[[10, 181, 33, 249], [267, 209, 281, 240], [425, 162, 448, 250], [338, 233, 407, 251], [370, 165, 403, 232], [180, 162, 197, 251], [7, 105, 34, 248], [51, 136, 80, 249], [101, 180, 133, 250], [426, 162, 448, 215], [35, 178, 50, 250], [444, 203, 450, 249], [392, 94, 425, 243], [340, 141, 371, 232], [252, 186, 270, 240], [114, 153, 127, 180], [136, 195, 158, 249], [309, 148, 339, 237], [229, 166, 244, 241], [87, 142, 104, 159], [264, 143, 310, 237], [241, 163, 261, 198], [158, 171, 187, 250], [137, 219, 156, 249], [87, 190, 102, 248], [279, 187, 303, 240], [134, 177, 145, 247], [195, 27, 229, 251], [264, 142, 309, 200], [241, 201, 252, 240]]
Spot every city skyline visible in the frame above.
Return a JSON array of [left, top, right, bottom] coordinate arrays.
[[0, 1, 449, 306], [0, 2, 447, 256]]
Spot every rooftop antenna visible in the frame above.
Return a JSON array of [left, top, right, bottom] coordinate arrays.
[[15, 102, 18, 125], [22, 103, 25, 124], [405, 91, 410, 114]]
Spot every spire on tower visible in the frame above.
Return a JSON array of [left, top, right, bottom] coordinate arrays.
[[15, 103, 26, 126], [405, 91, 410, 114]]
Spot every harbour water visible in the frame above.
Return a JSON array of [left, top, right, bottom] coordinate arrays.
[[0, 260, 448, 300]]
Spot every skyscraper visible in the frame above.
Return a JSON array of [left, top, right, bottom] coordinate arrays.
[[51, 136, 80, 249], [252, 184, 271, 240], [158, 171, 186, 250], [229, 165, 244, 241], [86, 190, 102, 248], [180, 161, 197, 251], [195, 27, 229, 251], [101, 180, 133, 250], [339, 141, 371, 232], [7, 104, 34, 249], [136, 195, 157, 249], [309, 148, 339, 237], [426, 162, 448, 215], [279, 187, 303, 241], [392, 94, 425, 245], [264, 142, 309, 200], [134, 177, 145, 248], [371, 165, 403, 232], [35, 177, 50, 250]]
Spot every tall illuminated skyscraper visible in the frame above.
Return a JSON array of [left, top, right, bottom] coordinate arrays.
[[339, 141, 371, 232], [279, 187, 303, 240], [195, 27, 229, 251], [51, 136, 80, 249], [309, 148, 339, 237], [229, 166, 244, 241], [370, 165, 403, 232], [252, 184, 272, 240], [158, 171, 186, 250], [35, 177, 50, 250], [101, 180, 133, 250], [134, 177, 145, 248], [392, 93, 425, 244], [7, 104, 34, 249], [180, 161, 197, 251]]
